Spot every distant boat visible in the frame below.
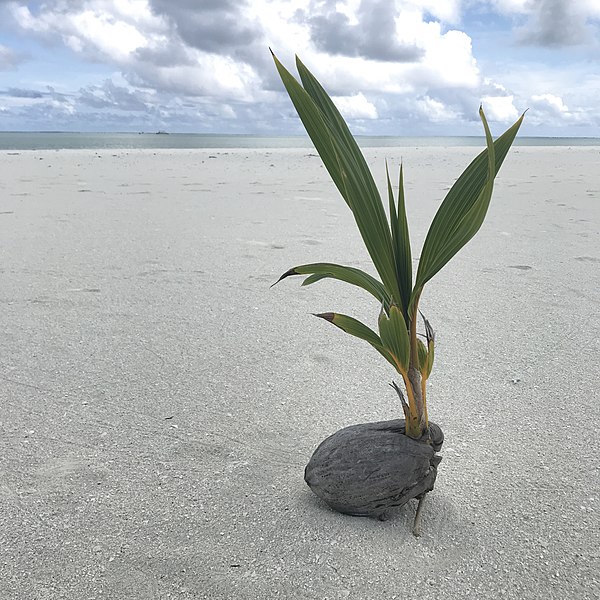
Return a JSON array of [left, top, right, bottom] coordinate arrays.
[[155, 130, 169, 135]]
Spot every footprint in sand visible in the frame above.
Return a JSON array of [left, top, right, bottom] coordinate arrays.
[[574, 256, 600, 263], [311, 353, 331, 364], [35, 456, 106, 491], [507, 265, 533, 270]]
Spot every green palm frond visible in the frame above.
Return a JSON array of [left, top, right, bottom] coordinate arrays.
[[271, 51, 402, 308], [410, 108, 524, 314], [273, 262, 391, 307], [272, 51, 523, 436], [314, 312, 396, 368], [378, 305, 411, 375], [386, 161, 412, 319]]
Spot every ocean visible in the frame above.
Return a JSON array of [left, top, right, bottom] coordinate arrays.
[[0, 131, 599, 151]]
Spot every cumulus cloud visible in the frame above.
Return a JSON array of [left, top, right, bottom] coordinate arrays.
[[10, 2, 157, 60], [4, 0, 486, 129], [9, 1, 264, 101], [416, 96, 460, 122], [527, 93, 588, 126], [332, 92, 378, 119], [481, 95, 519, 122], [149, 0, 262, 55], [530, 93, 569, 115], [1, 0, 597, 133], [304, 0, 424, 62], [514, 0, 600, 47]]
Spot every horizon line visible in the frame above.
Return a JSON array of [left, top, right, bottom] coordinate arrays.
[[1, 130, 600, 140]]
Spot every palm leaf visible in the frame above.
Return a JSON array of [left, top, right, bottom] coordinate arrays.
[[301, 273, 329, 285], [377, 305, 410, 374], [314, 312, 396, 368], [273, 262, 391, 306], [271, 52, 402, 306], [417, 339, 428, 372], [410, 109, 524, 314], [425, 342, 434, 378], [386, 162, 412, 318]]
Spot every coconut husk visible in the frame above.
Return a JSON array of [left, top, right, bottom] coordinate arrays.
[[304, 419, 443, 522]]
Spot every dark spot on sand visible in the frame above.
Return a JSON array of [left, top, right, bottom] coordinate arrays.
[[311, 353, 331, 364], [574, 256, 600, 263], [508, 265, 533, 270], [137, 269, 169, 277]]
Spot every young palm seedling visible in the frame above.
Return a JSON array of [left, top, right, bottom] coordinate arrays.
[[271, 51, 524, 534]]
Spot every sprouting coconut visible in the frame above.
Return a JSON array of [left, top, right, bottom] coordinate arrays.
[[271, 51, 524, 535]]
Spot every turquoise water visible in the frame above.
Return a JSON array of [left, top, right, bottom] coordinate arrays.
[[0, 131, 599, 150]]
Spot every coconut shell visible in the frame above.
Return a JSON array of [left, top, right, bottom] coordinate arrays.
[[304, 419, 443, 519]]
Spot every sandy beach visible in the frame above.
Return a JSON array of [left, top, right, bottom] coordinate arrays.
[[0, 145, 599, 599]]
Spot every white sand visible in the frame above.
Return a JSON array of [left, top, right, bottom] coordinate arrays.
[[0, 145, 598, 599]]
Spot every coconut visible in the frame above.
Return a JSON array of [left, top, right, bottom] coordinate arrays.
[[305, 420, 443, 527]]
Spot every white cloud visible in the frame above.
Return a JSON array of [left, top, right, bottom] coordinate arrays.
[[527, 92, 588, 126], [531, 93, 569, 114], [419, 28, 479, 88], [332, 92, 378, 119], [289, 7, 480, 99], [10, 1, 263, 101], [505, 0, 600, 47], [68, 9, 148, 58], [11, 2, 163, 60], [416, 96, 459, 121], [482, 95, 519, 121], [7, 0, 482, 106], [1, 0, 599, 134]]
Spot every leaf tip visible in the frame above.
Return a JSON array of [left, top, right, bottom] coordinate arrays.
[[270, 267, 298, 287], [314, 312, 335, 322]]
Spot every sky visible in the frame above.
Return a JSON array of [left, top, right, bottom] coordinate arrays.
[[0, 0, 599, 136]]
